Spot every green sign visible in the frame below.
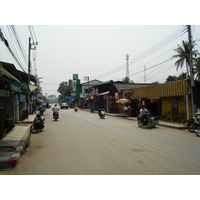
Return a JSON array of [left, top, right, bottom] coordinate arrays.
[[73, 74, 78, 80]]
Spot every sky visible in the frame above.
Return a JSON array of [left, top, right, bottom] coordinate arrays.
[[1, 25, 200, 96], [1, 1, 200, 98]]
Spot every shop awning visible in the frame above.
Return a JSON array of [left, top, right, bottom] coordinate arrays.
[[0, 64, 20, 82], [37, 98, 43, 102], [98, 91, 110, 96], [0, 76, 29, 92], [29, 85, 38, 92]]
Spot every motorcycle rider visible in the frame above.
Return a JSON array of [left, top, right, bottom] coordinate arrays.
[[140, 105, 150, 124], [52, 104, 60, 117], [98, 105, 105, 117]]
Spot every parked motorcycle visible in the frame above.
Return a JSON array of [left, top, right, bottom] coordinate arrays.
[[39, 105, 45, 115], [53, 112, 59, 121], [99, 109, 106, 119], [30, 114, 45, 133], [137, 114, 159, 129]]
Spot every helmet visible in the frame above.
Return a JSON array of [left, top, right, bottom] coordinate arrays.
[[54, 104, 57, 106]]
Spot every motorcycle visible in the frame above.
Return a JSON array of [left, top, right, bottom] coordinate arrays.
[[53, 112, 59, 121], [99, 109, 106, 119], [194, 129, 200, 137], [74, 107, 78, 112], [137, 114, 159, 129], [30, 114, 45, 133], [186, 118, 200, 132], [39, 105, 45, 115]]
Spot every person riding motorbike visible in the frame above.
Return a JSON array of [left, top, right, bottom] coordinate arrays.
[[98, 105, 106, 118], [140, 105, 150, 125], [52, 104, 60, 118]]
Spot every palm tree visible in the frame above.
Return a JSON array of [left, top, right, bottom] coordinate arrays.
[[194, 57, 200, 80], [172, 40, 198, 76]]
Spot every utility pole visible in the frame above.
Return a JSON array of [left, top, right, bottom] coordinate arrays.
[[28, 37, 38, 113], [28, 37, 38, 84], [126, 54, 129, 78], [187, 25, 196, 118], [28, 37, 31, 84]]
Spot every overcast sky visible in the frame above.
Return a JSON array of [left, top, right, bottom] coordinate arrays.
[[1, 1, 200, 97], [1, 25, 200, 96]]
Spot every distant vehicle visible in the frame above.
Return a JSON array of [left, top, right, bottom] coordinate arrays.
[[60, 102, 68, 109]]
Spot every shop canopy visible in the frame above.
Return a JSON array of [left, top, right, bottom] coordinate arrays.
[[98, 91, 110, 96], [0, 76, 38, 93]]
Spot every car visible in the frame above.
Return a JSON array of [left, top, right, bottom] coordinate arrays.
[[60, 102, 68, 109]]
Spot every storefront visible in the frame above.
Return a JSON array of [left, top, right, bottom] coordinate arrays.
[[123, 79, 196, 121]]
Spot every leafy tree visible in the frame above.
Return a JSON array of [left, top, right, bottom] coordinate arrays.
[[152, 81, 159, 84], [194, 57, 200, 80], [177, 72, 189, 80], [166, 75, 177, 82], [122, 76, 134, 83], [57, 81, 72, 102], [172, 40, 198, 75]]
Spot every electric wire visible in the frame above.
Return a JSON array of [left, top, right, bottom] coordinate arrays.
[[91, 26, 187, 80], [6, 26, 24, 67], [133, 59, 175, 82], [128, 26, 187, 67], [7, 26, 28, 71], [30, 25, 38, 43], [10, 25, 28, 64], [28, 25, 35, 43], [113, 58, 173, 82], [0, 26, 27, 72], [28, 25, 38, 78]]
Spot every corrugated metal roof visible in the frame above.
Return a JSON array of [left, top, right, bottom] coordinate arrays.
[[0, 64, 20, 82], [113, 83, 152, 92]]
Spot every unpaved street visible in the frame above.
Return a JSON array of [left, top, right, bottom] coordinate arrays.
[[2, 108, 200, 175]]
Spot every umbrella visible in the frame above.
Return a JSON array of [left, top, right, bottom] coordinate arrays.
[[116, 98, 132, 104]]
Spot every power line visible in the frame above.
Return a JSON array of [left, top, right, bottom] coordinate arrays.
[[128, 26, 187, 67], [10, 25, 28, 65], [0, 27, 27, 72], [112, 58, 172, 82], [91, 26, 187, 80], [134, 63, 172, 82]]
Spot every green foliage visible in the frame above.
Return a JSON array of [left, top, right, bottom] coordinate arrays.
[[152, 81, 159, 84], [166, 75, 177, 82], [194, 57, 200, 80], [172, 40, 198, 72], [122, 76, 134, 83], [177, 72, 188, 80], [57, 80, 72, 101], [165, 72, 188, 82]]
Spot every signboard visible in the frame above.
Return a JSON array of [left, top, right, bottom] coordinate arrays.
[[73, 74, 78, 80], [38, 93, 43, 97], [125, 92, 132, 98]]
